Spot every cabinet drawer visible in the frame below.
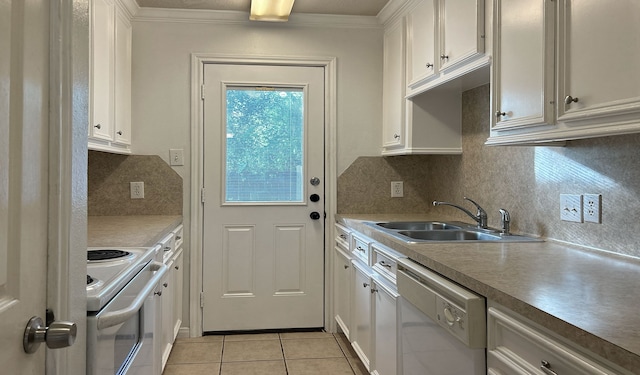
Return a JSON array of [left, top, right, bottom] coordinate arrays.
[[335, 223, 351, 251], [351, 233, 371, 264], [488, 306, 632, 375], [371, 243, 404, 284]]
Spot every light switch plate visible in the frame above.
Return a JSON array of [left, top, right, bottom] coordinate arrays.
[[560, 194, 582, 222], [169, 149, 184, 166]]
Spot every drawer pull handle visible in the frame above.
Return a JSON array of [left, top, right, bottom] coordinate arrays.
[[175, 265, 180, 270], [379, 261, 392, 269], [540, 360, 558, 375], [176, 236, 182, 240], [339, 234, 347, 240], [356, 246, 365, 253], [343, 265, 349, 269], [370, 288, 378, 294], [363, 282, 369, 288], [164, 246, 171, 251]]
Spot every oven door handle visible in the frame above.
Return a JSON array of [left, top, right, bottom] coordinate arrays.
[[96, 262, 168, 330]]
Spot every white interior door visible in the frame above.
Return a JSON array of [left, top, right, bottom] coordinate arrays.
[[0, 0, 50, 371], [202, 64, 325, 331]]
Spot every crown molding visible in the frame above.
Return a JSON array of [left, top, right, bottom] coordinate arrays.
[[132, 7, 383, 29]]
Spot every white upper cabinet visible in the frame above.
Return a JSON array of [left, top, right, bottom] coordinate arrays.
[[490, 0, 555, 132], [406, 0, 437, 91], [90, 0, 115, 143], [382, 17, 406, 150], [556, 0, 640, 129], [405, 0, 488, 97], [89, 0, 133, 154], [487, 0, 640, 145], [439, 0, 486, 73]]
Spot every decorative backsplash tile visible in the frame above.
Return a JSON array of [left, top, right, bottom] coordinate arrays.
[[338, 84, 640, 258], [88, 151, 182, 216]]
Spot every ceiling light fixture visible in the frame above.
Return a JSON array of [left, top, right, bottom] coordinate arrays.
[[250, 0, 295, 22]]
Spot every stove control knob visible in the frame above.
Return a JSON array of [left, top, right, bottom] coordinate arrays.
[[23, 316, 77, 353]]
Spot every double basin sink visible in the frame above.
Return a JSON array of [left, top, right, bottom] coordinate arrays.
[[367, 221, 542, 243]]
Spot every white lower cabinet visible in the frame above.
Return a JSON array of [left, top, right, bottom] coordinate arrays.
[[372, 278, 400, 375], [335, 224, 403, 375], [351, 259, 373, 371], [487, 301, 633, 375]]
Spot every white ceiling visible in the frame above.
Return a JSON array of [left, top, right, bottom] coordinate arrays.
[[134, 0, 391, 16]]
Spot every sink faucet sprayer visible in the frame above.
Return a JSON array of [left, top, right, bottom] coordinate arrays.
[[432, 197, 488, 229]]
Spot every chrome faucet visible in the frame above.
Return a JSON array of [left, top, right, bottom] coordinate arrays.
[[499, 208, 510, 235], [432, 197, 488, 229]]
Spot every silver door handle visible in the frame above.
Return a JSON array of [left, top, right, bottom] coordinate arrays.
[[23, 317, 77, 353], [96, 262, 168, 330]]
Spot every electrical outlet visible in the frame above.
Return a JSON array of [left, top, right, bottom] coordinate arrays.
[[584, 193, 602, 224], [130, 182, 144, 199], [391, 181, 404, 198], [560, 194, 582, 222]]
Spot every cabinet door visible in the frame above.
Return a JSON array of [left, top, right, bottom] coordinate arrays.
[[334, 248, 351, 338], [407, 0, 437, 89], [90, 0, 114, 141], [114, 9, 132, 145], [172, 250, 184, 340], [351, 260, 372, 371], [161, 259, 175, 369], [557, 0, 640, 126], [382, 17, 405, 149], [372, 280, 399, 375], [439, 0, 485, 72], [491, 0, 555, 131]]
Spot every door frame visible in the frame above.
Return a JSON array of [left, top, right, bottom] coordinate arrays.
[[189, 54, 337, 336]]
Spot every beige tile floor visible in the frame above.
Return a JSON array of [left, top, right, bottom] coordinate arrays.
[[163, 331, 369, 375]]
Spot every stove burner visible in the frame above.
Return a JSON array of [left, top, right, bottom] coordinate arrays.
[[87, 275, 94, 285], [88, 249, 132, 261]]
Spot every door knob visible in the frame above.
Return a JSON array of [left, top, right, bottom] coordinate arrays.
[[310, 211, 321, 220], [23, 316, 77, 354], [310, 194, 320, 202], [310, 177, 320, 186]]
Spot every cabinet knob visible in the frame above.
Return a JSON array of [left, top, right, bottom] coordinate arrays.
[[116, 130, 123, 135], [154, 291, 162, 296], [425, 62, 433, 68], [393, 133, 400, 139], [163, 282, 168, 288], [175, 265, 180, 270], [362, 282, 369, 288], [94, 124, 101, 129], [540, 360, 559, 375], [564, 95, 579, 105], [343, 265, 349, 269], [496, 111, 506, 117], [440, 54, 449, 60]]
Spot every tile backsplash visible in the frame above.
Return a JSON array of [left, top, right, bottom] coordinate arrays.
[[338, 84, 640, 258], [88, 150, 182, 216]]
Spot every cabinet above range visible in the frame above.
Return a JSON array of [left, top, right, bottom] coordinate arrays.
[[89, 0, 134, 154]]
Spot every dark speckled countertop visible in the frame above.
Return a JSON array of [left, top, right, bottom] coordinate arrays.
[[337, 214, 640, 374], [88, 215, 183, 247]]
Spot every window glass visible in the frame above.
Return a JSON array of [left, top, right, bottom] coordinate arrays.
[[225, 87, 304, 203]]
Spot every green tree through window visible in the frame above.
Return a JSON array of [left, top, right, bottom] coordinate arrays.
[[225, 87, 304, 202]]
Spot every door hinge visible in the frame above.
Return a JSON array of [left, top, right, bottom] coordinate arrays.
[[201, 84, 205, 100], [200, 187, 206, 203], [200, 292, 204, 308]]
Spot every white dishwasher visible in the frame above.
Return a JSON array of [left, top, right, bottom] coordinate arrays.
[[397, 258, 486, 375]]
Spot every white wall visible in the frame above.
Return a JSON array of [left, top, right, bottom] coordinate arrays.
[[130, 11, 384, 328]]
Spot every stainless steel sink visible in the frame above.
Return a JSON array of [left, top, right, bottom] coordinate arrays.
[[376, 221, 461, 231], [365, 221, 543, 243], [397, 230, 502, 241]]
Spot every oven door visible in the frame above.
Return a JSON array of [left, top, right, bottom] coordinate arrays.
[[87, 261, 168, 375]]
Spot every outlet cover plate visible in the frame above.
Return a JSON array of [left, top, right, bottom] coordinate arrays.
[[584, 193, 602, 223], [560, 194, 582, 222], [391, 181, 403, 198], [130, 181, 144, 199]]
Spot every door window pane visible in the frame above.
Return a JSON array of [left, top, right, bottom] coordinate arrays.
[[225, 87, 304, 203]]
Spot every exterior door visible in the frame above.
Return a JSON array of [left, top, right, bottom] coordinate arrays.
[[202, 64, 325, 331], [0, 0, 50, 372]]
